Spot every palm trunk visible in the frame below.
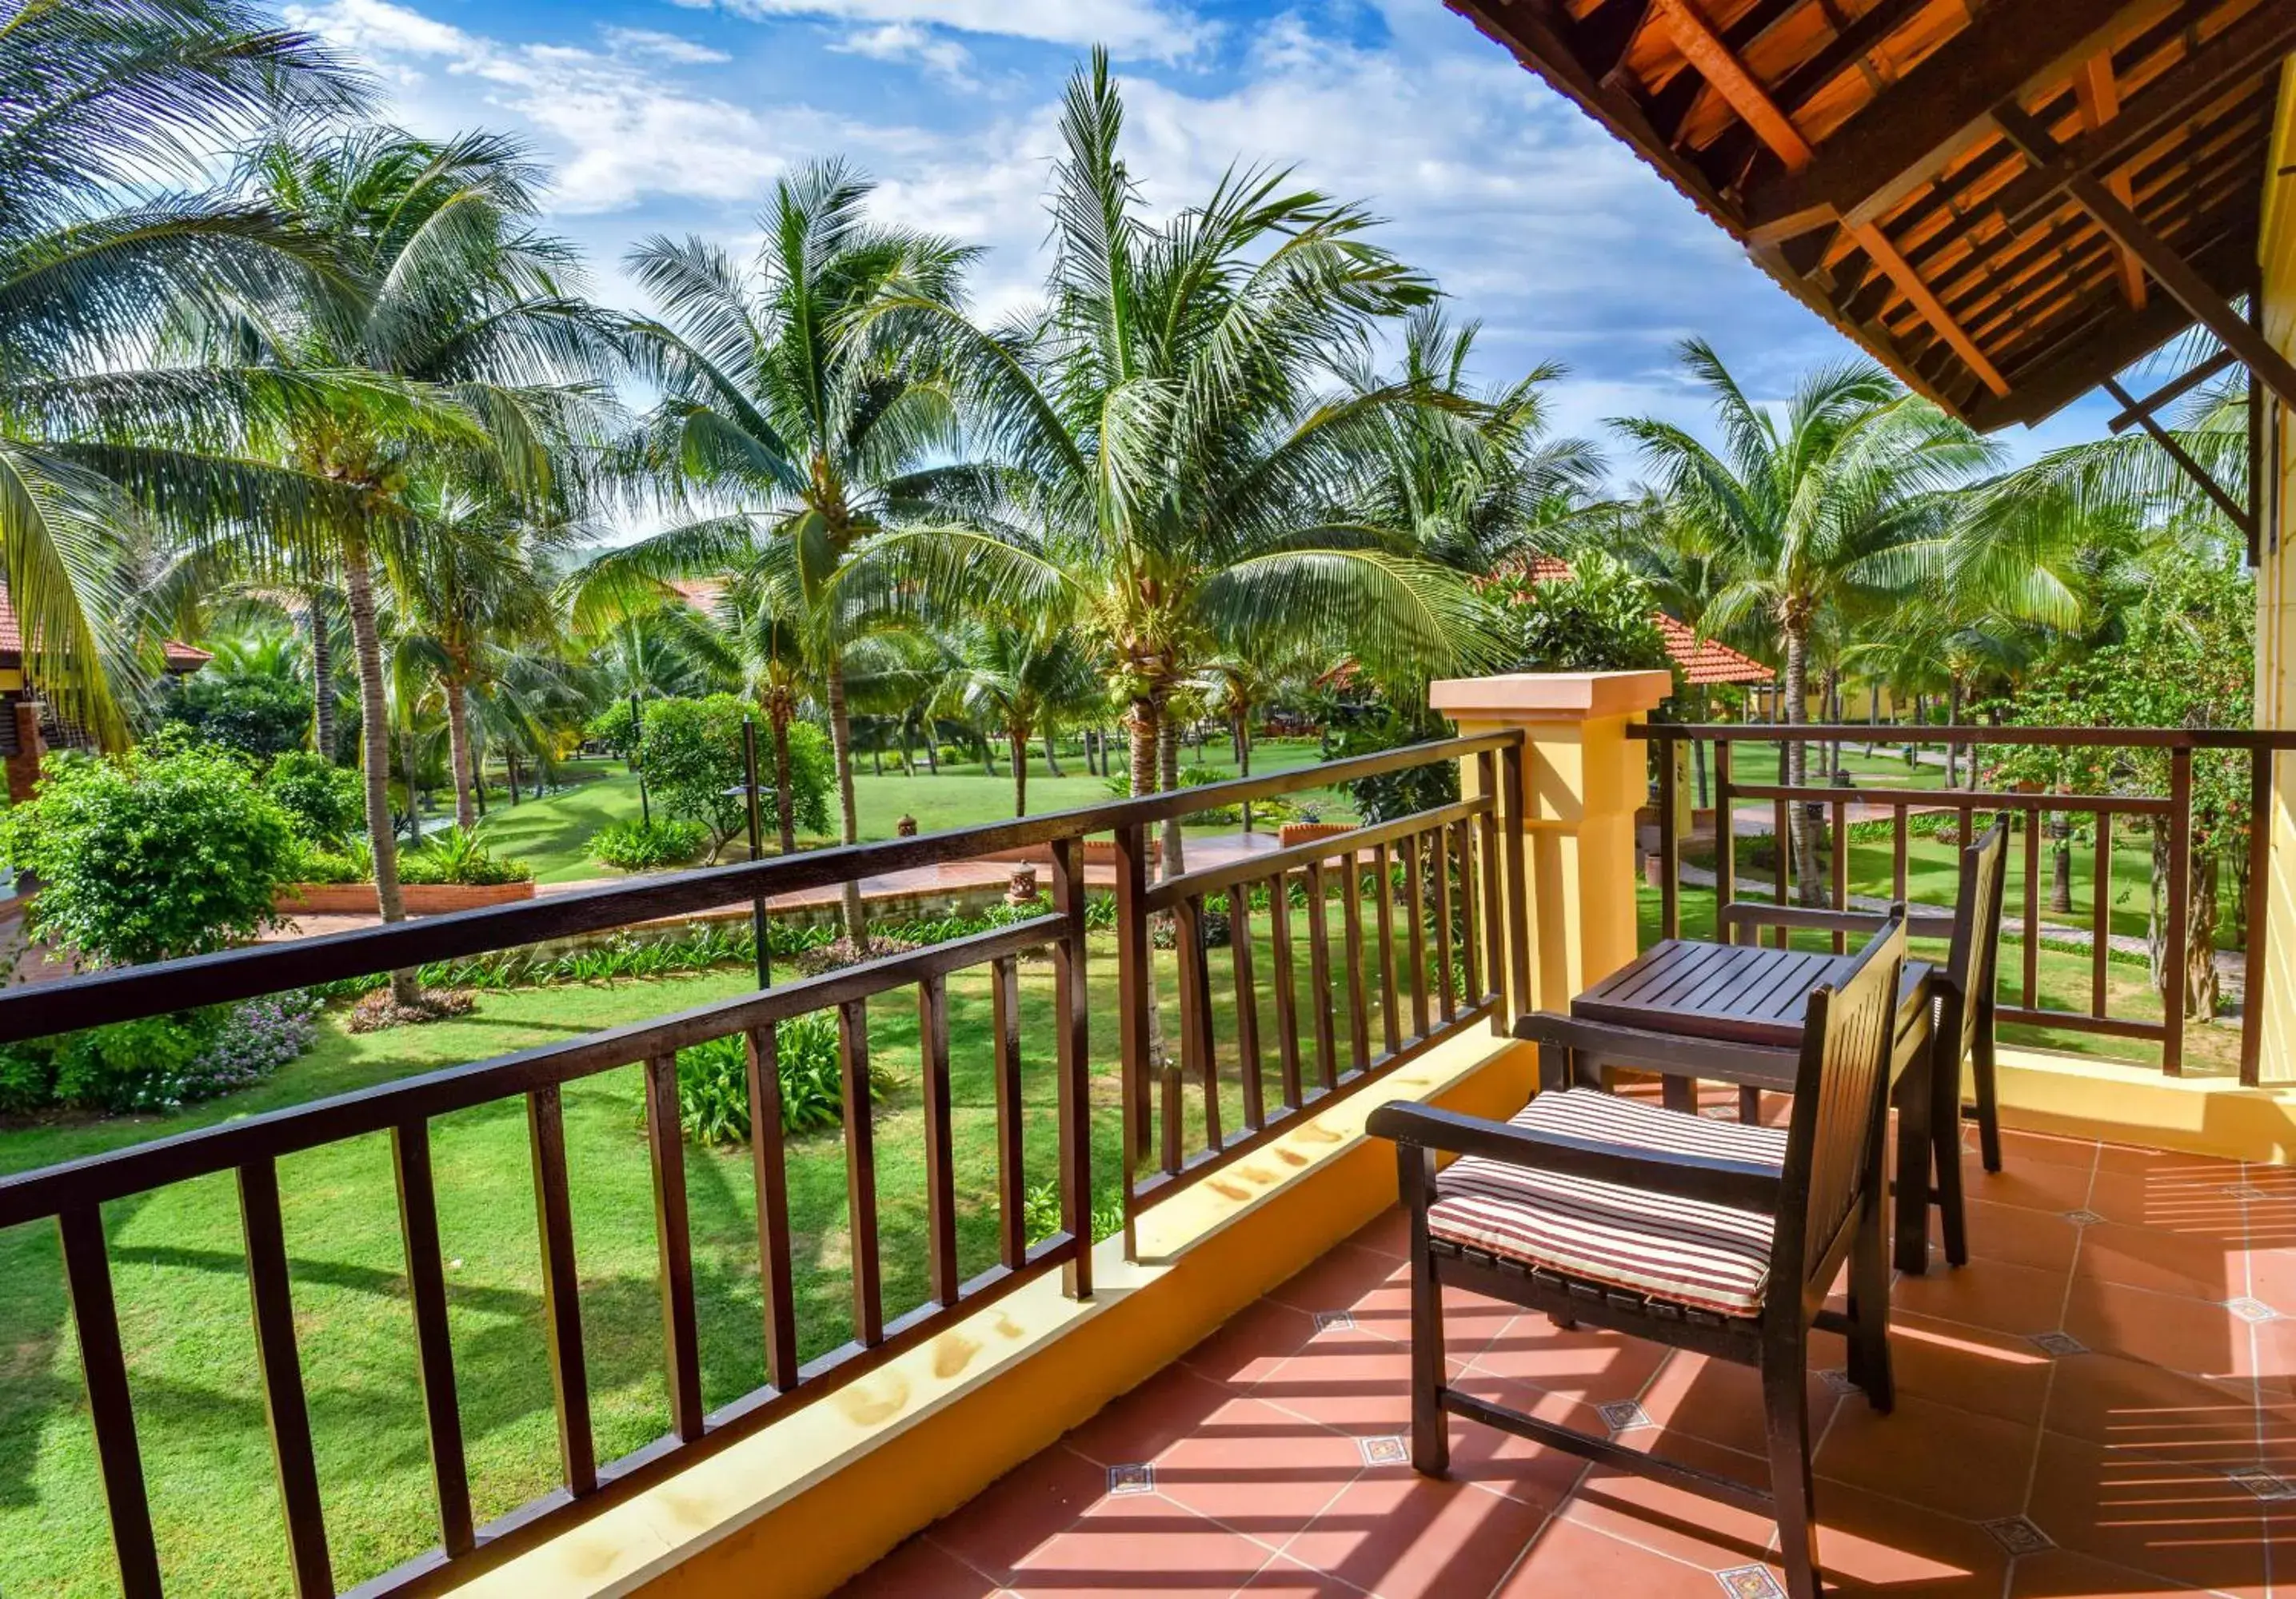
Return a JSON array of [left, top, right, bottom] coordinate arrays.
[[923, 732, 938, 776], [1157, 709, 1185, 879], [1044, 731, 1064, 780], [1947, 679, 1964, 788], [505, 748, 520, 807], [1783, 622, 1823, 906], [2050, 811, 2074, 915], [344, 536, 418, 1008], [445, 680, 477, 830], [1236, 707, 1254, 832], [305, 594, 334, 759], [824, 654, 867, 951], [983, 736, 999, 777], [770, 711, 797, 855], [1010, 727, 1029, 817]]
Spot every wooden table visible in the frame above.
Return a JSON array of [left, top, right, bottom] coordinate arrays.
[[1576, 941, 1870, 1049]]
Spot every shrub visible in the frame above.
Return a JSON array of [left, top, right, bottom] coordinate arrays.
[[773, 722, 837, 837], [284, 842, 363, 884], [52, 1014, 219, 1112], [673, 1011, 884, 1144], [157, 672, 311, 760], [1022, 1178, 1126, 1244], [399, 825, 533, 886], [6, 991, 323, 1116], [591, 817, 707, 872], [0, 1046, 55, 1115], [266, 752, 362, 845], [171, 992, 321, 1102], [0, 738, 297, 967]]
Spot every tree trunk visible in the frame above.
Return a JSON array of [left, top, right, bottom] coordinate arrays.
[[823, 654, 867, 951], [983, 736, 999, 777], [1011, 728, 1028, 817], [923, 730, 938, 775], [770, 711, 797, 855], [506, 748, 520, 807], [1236, 707, 1254, 832], [897, 723, 912, 776], [445, 680, 477, 830], [2050, 811, 2074, 915], [2149, 836, 2221, 1022], [1044, 731, 1064, 779], [344, 537, 419, 1007], [1945, 679, 1963, 787], [1157, 704, 1185, 879], [1782, 621, 1823, 906], [305, 593, 334, 759], [870, 744, 882, 778]]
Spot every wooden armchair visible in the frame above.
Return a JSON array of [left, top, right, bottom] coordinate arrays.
[[1368, 914, 1908, 1599]]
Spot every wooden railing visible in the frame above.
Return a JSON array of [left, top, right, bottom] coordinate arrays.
[[0, 731, 1522, 1599], [1634, 722, 2290, 1085]]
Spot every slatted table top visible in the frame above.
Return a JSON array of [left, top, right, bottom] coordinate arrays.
[[1574, 939, 1887, 1049]]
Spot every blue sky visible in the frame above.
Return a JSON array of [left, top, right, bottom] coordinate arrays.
[[283, 0, 2134, 473]]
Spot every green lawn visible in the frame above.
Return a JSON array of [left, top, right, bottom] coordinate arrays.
[[473, 739, 1340, 883], [0, 871, 1438, 1599]]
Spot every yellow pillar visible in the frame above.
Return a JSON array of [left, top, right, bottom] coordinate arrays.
[[2254, 71, 2296, 1083], [1431, 670, 1675, 1015]]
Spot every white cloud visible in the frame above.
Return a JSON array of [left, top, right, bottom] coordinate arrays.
[[598, 26, 732, 65], [833, 22, 974, 85], [681, 0, 1208, 59]]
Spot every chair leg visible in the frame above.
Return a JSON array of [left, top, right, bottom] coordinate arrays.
[[1852, 1189, 1895, 1414], [1971, 1019, 2003, 1174], [1891, 1067, 1932, 1276], [1763, 1333, 1823, 1599], [1408, 1246, 1448, 1476], [1934, 1038, 1971, 1269], [1739, 1085, 1763, 1125]]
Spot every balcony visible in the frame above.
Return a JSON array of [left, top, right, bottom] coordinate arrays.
[[6, 672, 2296, 1599]]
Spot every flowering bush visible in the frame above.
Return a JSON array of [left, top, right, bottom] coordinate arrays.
[[175, 992, 321, 1102], [2, 991, 322, 1116]]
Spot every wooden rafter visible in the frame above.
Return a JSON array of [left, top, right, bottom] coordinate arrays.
[[1992, 102, 2296, 414], [1739, 0, 2140, 240], [2102, 376, 2254, 537], [2106, 348, 2238, 433], [2074, 51, 2148, 308]]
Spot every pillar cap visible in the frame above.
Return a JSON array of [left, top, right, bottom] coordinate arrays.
[[1428, 670, 1674, 724]]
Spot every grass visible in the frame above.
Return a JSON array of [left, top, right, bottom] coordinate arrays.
[[469, 739, 1341, 883]]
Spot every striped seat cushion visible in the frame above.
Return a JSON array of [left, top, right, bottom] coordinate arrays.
[[1427, 1088, 1787, 1318]]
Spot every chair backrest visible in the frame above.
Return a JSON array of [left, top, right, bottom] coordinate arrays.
[[1943, 821, 2009, 1058], [1776, 911, 1908, 1290]]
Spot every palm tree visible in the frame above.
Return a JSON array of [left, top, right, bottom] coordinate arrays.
[[0, 0, 369, 742], [854, 50, 1492, 877], [953, 620, 1101, 817], [576, 159, 972, 946], [1617, 340, 1995, 900], [228, 127, 621, 1005]]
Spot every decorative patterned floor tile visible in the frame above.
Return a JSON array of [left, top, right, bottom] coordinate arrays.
[[2028, 1330, 2087, 1358], [1106, 1463, 1155, 1497], [2224, 1184, 2271, 1201], [1818, 1367, 1860, 1396], [2062, 1209, 2105, 1226], [2225, 1298, 2278, 1324], [1597, 1399, 1653, 1435], [1981, 1517, 2054, 1555], [1715, 1565, 1786, 1598], [1313, 1310, 1356, 1335], [2227, 1465, 2296, 1501], [1357, 1434, 1409, 1468]]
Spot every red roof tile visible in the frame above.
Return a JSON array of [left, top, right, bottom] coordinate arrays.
[[0, 589, 210, 672], [1500, 556, 1774, 685]]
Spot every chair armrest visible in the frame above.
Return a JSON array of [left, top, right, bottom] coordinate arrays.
[[1366, 1101, 1781, 1213], [1515, 1012, 1797, 1091]]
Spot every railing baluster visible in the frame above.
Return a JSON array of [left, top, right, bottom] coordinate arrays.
[[1658, 732, 1679, 940], [1474, 759, 1503, 1018], [527, 1084, 596, 1493], [1227, 885, 1265, 1131], [1712, 740, 1736, 944], [391, 1120, 473, 1554], [1830, 796, 1848, 955], [2245, 752, 2270, 1087], [1373, 839, 1402, 1051], [1268, 870, 1304, 1110], [2166, 746, 2192, 1076], [991, 955, 1027, 1270], [1501, 742, 1531, 1011], [1340, 852, 1371, 1075], [743, 1026, 800, 1390], [1176, 896, 1221, 1155], [837, 1000, 884, 1342], [1404, 837, 1430, 1039], [1433, 825, 1457, 1025], [917, 976, 960, 1308], [1050, 835, 1092, 1297], [1305, 858, 1338, 1091], [1111, 823, 1151, 1258], [1457, 817, 1483, 1014], [238, 1156, 333, 1597], [1891, 801, 1908, 903], [2091, 812, 2112, 1019], [56, 1205, 162, 1599], [2022, 805, 2042, 1011], [643, 1054, 705, 1442], [1771, 792, 1791, 947]]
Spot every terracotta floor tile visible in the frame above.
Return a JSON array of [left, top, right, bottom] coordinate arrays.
[[1278, 1467, 1553, 1597], [1248, 1335, 1427, 1438], [1492, 1513, 1723, 1597], [1148, 1394, 1366, 1539], [1815, 1389, 2042, 1521], [1433, 1370, 1607, 1506], [1268, 1244, 1409, 1321], [1345, 1209, 1409, 1262], [1965, 1148, 2099, 1215], [2063, 1278, 2255, 1381], [2024, 1427, 2269, 1597], [1813, 1312, 2055, 1429], [1633, 1350, 1844, 1461], [2086, 1166, 2251, 1237], [2074, 1219, 2246, 1302], [1337, 1278, 1514, 1358], [831, 1534, 1005, 1597], [1230, 1553, 1366, 1596], [1810, 1473, 2013, 1593], [1465, 1312, 1672, 1408], [2007, 1546, 2228, 1597], [2096, 1143, 2233, 1181], [2042, 1349, 2267, 1464], [930, 1444, 1111, 1585], [1999, 1129, 2105, 1170], [1182, 1298, 1328, 1388], [1938, 1197, 2083, 1276], [1891, 1253, 2072, 1338], [1554, 1429, 1781, 1571], [1007, 1501, 1276, 1599], [1068, 1363, 1240, 1468]]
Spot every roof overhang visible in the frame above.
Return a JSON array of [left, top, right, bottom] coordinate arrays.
[[1441, 0, 2291, 432]]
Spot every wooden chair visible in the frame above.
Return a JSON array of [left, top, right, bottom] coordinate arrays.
[[1723, 823, 2009, 1270], [1368, 914, 1908, 1599]]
